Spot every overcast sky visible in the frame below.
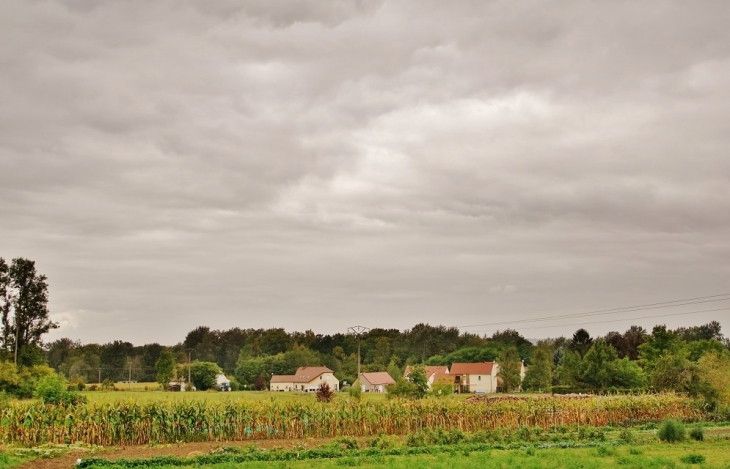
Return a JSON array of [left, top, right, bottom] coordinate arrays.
[[1, 1, 729, 346]]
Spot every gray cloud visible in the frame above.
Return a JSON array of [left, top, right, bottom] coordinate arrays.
[[1, 0, 728, 344]]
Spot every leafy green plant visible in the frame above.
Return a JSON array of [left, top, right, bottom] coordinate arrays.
[[349, 380, 362, 400], [689, 426, 704, 441], [657, 419, 686, 442], [680, 453, 705, 464]]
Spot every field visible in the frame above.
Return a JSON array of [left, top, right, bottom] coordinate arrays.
[[0, 393, 702, 446], [17, 426, 730, 469], [75, 439, 730, 469], [79, 388, 405, 404], [0, 392, 726, 469]]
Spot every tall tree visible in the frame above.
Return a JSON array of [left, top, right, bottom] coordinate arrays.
[[155, 350, 176, 388], [0, 258, 58, 365], [497, 345, 522, 392], [522, 342, 553, 392], [569, 328, 593, 358]]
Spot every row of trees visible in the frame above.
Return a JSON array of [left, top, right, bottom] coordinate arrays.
[[3, 256, 729, 406]]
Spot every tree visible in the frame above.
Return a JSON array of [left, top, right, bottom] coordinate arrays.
[[497, 346, 522, 392], [522, 342, 553, 392], [697, 350, 730, 410], [639, 325, 685, 372], [569, 329, 593, 358], [190, 361, 222, 390], [407, 364, 429, 398], [650, 351, 700, 394], [155, 351, 176, 388], [431, 377, 454, 397], [580, 340, 619, 391], [0, 258, 58, 365], [622, 326, 647, 361], [555, 349, 582, 387]]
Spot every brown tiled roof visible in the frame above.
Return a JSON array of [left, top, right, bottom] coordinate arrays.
[[271, 366, 333, 384], [450, 362, 495, 375], [270, 375, 296, 383], [360, 372, 395, 386], [403, 365, 450, 379], [292, 366, 333, 383]]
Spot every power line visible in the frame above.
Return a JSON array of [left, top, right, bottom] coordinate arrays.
[[466, 306, 730, 334], [459, 293, 730, 329]]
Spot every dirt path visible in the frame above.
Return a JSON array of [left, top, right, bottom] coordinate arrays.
[[17, 438, 337, 469]]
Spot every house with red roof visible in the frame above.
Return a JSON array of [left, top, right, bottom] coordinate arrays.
[[359, 372, 396, 393], [450, 361, 525, 393], [270, 366, 338, 392]]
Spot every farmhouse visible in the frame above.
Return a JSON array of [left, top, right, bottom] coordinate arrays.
[[359, 372, 395, 393], [403, 365, 451, 389], [450, 361, 526, 393], [270, 366, 339, 392]]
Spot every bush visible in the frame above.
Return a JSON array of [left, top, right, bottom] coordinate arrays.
[[34, 374, 86, 405], [316, 382, 334, 403], [349, 380, 362, 400], [431, 377, 454, 397], [618, 428, 634, 444], [34, 374, 66, 404], [657, 419, 686, 442], [689, 426, 704, 441], [680, 454, 705, 464], [386, 379, 418, 399]]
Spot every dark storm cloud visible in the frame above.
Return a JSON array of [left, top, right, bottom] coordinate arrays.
[[1, 1, 728, 344]]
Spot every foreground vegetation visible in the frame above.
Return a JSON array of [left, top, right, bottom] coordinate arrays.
[[0, 394, 701, 446], [70, 427, 730, 469]]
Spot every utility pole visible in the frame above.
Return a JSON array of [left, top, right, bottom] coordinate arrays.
[[98, 368, 102, 384], [347, 326, 370, 379], [185, 348, 194, 391]]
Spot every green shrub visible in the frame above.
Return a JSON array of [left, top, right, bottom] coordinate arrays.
[[349, 380, 362, 400], [618, 428, 634, 444], [333, 436, 360, 450], [405, 432, 426, 447], [689, 426, 704, 441], [34, 374, 66, 404], [680, 454, 705, 464], [657, 419, 686, 442]]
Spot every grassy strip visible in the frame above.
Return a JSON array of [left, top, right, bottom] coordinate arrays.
[[76, 440, 622, 468], [78, 439, 730, 469], [0, 451, 29, 469]]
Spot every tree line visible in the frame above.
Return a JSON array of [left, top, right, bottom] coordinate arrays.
[[2, 256, 729, 403]]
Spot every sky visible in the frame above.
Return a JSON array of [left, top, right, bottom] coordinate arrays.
[[1, 1, 729, 346]]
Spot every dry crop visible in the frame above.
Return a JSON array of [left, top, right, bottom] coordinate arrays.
[[0, 394, 701, 446]]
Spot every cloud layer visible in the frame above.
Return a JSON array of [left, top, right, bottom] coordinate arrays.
[[1, 0, 729, 344]]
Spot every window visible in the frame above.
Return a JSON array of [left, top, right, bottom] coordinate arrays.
[[478, 376, 481, 381]]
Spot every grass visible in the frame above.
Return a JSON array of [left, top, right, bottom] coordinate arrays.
[[77, 438, 730, 469], [0, 451, 28, 469], [80, 385, 473, 404]]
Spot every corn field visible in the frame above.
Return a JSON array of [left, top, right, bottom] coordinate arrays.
[[0, 394, 701, 446]]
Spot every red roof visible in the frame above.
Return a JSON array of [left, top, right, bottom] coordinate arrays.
[[360, 372, 395, 386], [450, 362, 495, 375]]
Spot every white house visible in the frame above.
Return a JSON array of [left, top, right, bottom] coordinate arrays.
[[270, 366, 339, 392], [451, 361, 526, 393], [359, 372, 395, 393]]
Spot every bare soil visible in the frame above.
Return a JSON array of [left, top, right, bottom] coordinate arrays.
[[16, 437, 338, 469]]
